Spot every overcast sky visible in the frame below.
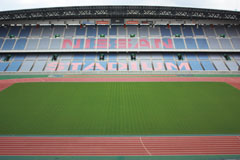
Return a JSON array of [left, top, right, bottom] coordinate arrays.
[[0, 0, 239, 12]]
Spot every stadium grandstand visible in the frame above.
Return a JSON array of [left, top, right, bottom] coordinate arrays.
[[0, 5, 240, 160], [0, 6, 240, 73]]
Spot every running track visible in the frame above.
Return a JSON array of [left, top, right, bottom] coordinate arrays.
[[0, 76, 240, 156], [0, 136, 240, 156]]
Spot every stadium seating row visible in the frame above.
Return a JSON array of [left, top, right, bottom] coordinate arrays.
[[1, 25, 240, 38], [0, 59, 239, 72]]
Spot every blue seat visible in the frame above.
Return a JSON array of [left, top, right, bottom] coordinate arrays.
[[83, 61, 94, 71], [152, 54, 163, 59], [192, 25, 204, 36], [60, 54, 73, 60], [6, 61, 22, 72], [19, 61, 34, 72], [87, 26, 97, 37], [64, 26, 76, 37], [42, 27, 53, 37], [0, 27, 9, 37], [25, 54, 37, 60], [49, 39, 62, 50], [189, 61, 203, 71], [226, 26, 238, 37], [19, 26, 31, 37], [31, 27, 42, 37], [185, 38, 197, 49], [108, 53, 117, 60], [14, 54, 26, 61], [186, 54, 197, 60], [128, 26, 138, 36], [8, 26, 21, 37], [196, 39, 209, 49], [118, 26, 126, 36], [76, 27, 86, 36], [14, 39, 27, 50], [215, 26, 227, 36], [225, 61, 238, 71], [57, 61, 70, 71], [70, 61, 83, 71], [26, 39, 39, 50], [31, 61, 46, 72], [0, 39, 4, 49], [163, 53, 174, 60], [0, 62, 9, 72], [85, 53, 96, 60], [182, 26, 193, 37], [98, 26, 108, 36], [204, 26, 216, 37], [149, 27, 160, 36], [107, 61, 117, 71], [198, 54, 209, 60], [53, 26, 65, 36], [231, 38, 240, 49], [73, 54, 84, 60], [160, 26, 171, 37], [174, 39, 185, 49], [201, 61, 216, 71], [212, 61, 228, 71], [219, 39, 233, 50], [139, 26, 148, 37], [109, 26, 117, 36], [38, 38, 50, 50], [171, 25, 182, 36], [208, 38, 221, 49], [37, 55, 49, 60], [2, 39, 15, 50]]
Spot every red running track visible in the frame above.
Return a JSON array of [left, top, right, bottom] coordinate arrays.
[[0, 136, 240, 156]]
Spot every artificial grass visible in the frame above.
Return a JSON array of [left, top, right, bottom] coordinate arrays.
[[0, 82, 240, 135]]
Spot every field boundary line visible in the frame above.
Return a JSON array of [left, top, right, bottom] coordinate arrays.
[[139, 137, 152, 156]]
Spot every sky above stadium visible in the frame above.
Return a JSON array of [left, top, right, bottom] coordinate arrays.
[[0, 0, 239, 12]]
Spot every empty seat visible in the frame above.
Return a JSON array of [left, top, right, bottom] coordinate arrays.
[[64, 26, 76, 37], [95, 61, 107, 71], [118, 26, 126, 36], [192, 25, 204, 36], [186, 54, 197, 60], [129, 61, 140, 71], [31, 61, 46, 72], [98, 26, 108, 36], [73, 54, 84, 60], [69, 61, 83, 71], [76, 27, 86, 36], [82, 61, 95, 71], [19, 26, 31, 37], [19, 61, 34, 72], [152, 54, 163, 59], [14, 54, 26, 61], [212, 61, 229, 71], [118, 61, 128, 71], [107, 61, 117, 71], [174, 39, 185, 49], [60, 54, 73, 60], [26, 39, 39, 50], [160, 26, 171, 37], [6, 61, 22, 72], [189, 61, 203, 71], [198, 54, 209, 60], [87, 26, 97, 37], [139, 26, 148, 37], [225, 61, 239, 71], [165, 61, 178, 71], [201, 61, 216, 71], [209, 54, 222, 60], [226, 26, 238, 37], [44, 62, 58, 72], [42, 26, 53, 37], [182, 26, 193, 37], [118, 54, 129, 60], [0, 27, 9, 37], [163, 54, 174, 60], [57, 61, 70, 71], [14, 39, 27, 50], [0, 39, 4, 48], [171, 25, 182, 36], [85, 53, 96, 60], [25, 55, 37, 60], [31, 27, 42, 37], [37, 55, 49, 60], [204, 26, 216, 37], [219, 39, 233, 49], [128, 26, 138, 36], [108, 53, 117, 60], [49, 39, 62, 50], [2, 39, 15, 50], [177, 61, 191, 71], [149, 26, 160, 37], [38, 38, 50, 50], [231, 38, 240, 49], [208, 38, 221, 49], [53, 26, 65, 36], [185, 38, 197, 49], [109, 26, 117, 36], [153, 60, 166, 71], [141, 61, 153, 71], [215, 26, 227, 36], [0, 62, 9, 72], [196, 39, 209, 49], [8, 26, 21, 37]]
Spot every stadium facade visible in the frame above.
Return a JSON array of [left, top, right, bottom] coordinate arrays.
[[0, 6, 240, 72]]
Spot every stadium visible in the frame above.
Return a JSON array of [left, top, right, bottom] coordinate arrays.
[[0, 4, 240, 160]]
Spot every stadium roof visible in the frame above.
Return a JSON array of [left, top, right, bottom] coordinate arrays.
[[0, 5, 239, 22]]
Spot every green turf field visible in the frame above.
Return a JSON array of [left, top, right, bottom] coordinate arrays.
[[0, 82, 240, 135]]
